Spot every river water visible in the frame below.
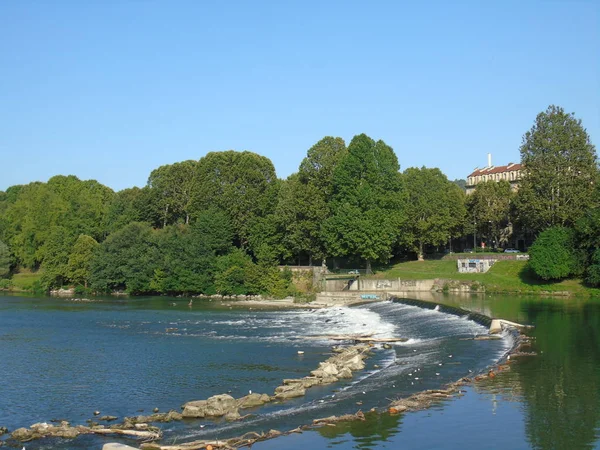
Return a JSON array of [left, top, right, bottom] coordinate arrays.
[[0, 293, 598, 449]]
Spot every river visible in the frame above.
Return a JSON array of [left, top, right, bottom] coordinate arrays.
[[0, 293, 598, 449]]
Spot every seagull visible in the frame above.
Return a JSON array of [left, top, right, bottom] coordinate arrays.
[[249, 390, 252, 395]]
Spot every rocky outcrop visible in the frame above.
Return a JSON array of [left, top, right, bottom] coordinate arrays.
[[182, 394, 238, 418], [181, 392, 272, 420], [237, 393, 271, 409], [272, 343, 370, 397], [10, 421, 160, 442], [274, 384, 306, 400]]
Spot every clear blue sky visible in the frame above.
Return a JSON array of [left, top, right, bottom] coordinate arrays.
[[1, 1, 598, 192]]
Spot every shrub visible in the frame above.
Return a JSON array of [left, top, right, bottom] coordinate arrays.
[[585, 248, 600, 287], [529, 226, 585, 280]]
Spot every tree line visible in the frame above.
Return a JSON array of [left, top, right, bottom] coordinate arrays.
[[0, 105, 598, 294]]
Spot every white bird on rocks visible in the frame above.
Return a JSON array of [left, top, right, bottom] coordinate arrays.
[[249, 390, 252, 395]]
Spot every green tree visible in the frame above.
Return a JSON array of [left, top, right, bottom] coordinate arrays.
[[274, 174, 328, 264], [150, 225, 217, 295], [277, 136, 347, 264], [67, 235, 99, 287], [4, 176, 113, 268], [585, 249, 600, 286], [322, 134, 403, 271], [452, 179, 467, 191], [214, 248, 254, 295], [0, 240, 11, 278], [446, 183, 468, 251], [104, 187, 154, 233], [89, 222, 158, 294], [40, 226, 76, 289], [298, 136, 347, 193], [516, 105, 599, 233], [575, 207, 600, 286], [401, 167, 464, 260], [467, 180, 513, 248], [191, 151, 279, 250], [147, 160, 198, 227], [528, 226, 585, 280]]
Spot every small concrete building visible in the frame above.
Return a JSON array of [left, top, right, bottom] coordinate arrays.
[[457, 258, 496, 273]]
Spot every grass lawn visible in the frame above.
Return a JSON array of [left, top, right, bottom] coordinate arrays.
[[10, 269, 44, 291], [371, 259, 600, 297]]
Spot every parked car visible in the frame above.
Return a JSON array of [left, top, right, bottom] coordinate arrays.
[[463, 248, 474, 253], [504, 248, 520, 253], [348, 269, 360, 274]]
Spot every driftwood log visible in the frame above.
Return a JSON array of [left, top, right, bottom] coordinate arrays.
[[90, 427, 161, 440]]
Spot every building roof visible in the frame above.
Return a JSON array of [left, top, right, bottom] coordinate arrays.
[[468, 163, 522, 178]]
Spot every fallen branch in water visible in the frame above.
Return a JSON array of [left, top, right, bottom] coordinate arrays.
[[90, 427, 162, 440], [313, 411, 366, 425]]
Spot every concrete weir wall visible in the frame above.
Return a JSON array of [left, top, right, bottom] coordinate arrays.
[[324, 278, 436, 292]]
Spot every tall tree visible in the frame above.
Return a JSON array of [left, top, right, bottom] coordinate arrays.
[[67, 235, 99, 287], [147, 160, 198, 227], [401, 167, 464, 260], [89, 222, 158, 294], [298, 137, 347, 193], [0, 240, 10, 278], [104, 187, 155, 233], [322, 134, 403, 271], [516, 105, 599, 233], [275, 174, 329, 264], [467, 180, 513, 248], [283, 136, 347, 264], [150, 225, 217, 295], [4, 176, 113, 267], [40, 226, 76, 288], [191, 151, 279, 250]]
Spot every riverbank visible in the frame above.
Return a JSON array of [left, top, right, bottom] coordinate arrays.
[[370, 259, 600, 297]]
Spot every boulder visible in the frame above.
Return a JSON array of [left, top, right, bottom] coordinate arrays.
[[274, 384, 306, 399], [337, 367, 353, 379], [11, 427, 31, 441], [342, 355, 366, 371], [237, 393, 271, 409], [182, 394, 238, 418], [224, 410, 241, 421]]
